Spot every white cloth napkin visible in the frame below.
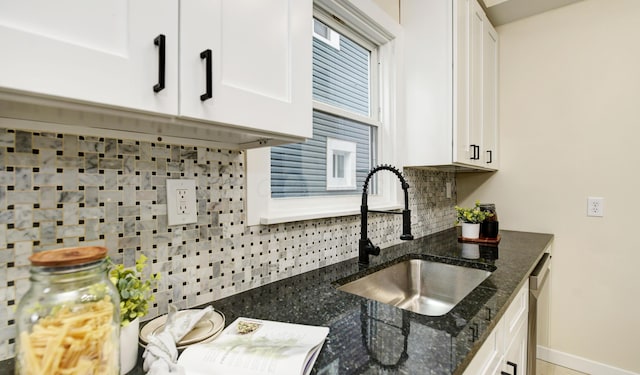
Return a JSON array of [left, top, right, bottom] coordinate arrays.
[[142, 305, 214, 375]]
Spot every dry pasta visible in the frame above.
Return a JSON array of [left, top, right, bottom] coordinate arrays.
[[19, 297, 118, 375]]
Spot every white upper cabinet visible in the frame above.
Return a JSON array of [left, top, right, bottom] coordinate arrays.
[[0, 0, 178, 115], [179, 0, 312, 139], [0, 0, 312, 148], [402, 0, 499, 170]]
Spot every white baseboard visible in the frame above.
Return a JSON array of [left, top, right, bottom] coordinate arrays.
[[537, 346, 639, 375]]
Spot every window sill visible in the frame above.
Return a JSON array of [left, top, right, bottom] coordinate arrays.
[[257, 202, 403, 225]]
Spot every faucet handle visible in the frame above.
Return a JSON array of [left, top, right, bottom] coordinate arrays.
[[366, 238, 380, 256]]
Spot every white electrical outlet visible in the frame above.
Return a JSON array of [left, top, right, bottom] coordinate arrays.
[[167, 179, 197, 225], [177, 189, 189, 214], [587, 197, 604, 217]]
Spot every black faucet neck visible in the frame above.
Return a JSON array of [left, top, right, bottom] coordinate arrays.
[[359, 165, 413, 265], [361, 165, 409, 197]]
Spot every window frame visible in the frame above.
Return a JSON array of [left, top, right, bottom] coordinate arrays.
[[326, 137, 357, 191], [312, 18, 341, 50], [312, 9, 380, 125], [246, 0, 404, 226]]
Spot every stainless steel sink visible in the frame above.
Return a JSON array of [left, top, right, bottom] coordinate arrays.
[[337, 259, 492, 316]]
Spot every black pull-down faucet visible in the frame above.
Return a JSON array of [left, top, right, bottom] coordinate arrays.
[[359, 165, 413, 265]]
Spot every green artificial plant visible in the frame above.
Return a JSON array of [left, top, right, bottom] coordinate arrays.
[[455, 200, 493, 224], [108, 254, 160, 327]]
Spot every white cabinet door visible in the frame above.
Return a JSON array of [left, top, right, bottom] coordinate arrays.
[[454, 0, 484, 167], [179, 0, 312, 139], [502, 281, 528, 375], [0, 0, 178, 114], [463, 322, 504, 375], [467, 0, 485, 167], [503, 320, 528, 375], [482, 21, 499, 168], [453, 0, 471, 165]]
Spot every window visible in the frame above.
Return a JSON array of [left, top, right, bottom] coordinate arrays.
[[271, 14, 378, 198], [246, 2, 403, 225], [326, 137, 357, 190], [312, 18, 340, 50]]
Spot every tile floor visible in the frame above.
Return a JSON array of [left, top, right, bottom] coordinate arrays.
[[537, 360, 589, 375]]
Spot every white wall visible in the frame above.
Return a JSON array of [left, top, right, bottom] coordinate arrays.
[[372, 0, 399, 22], [458, 0, 640, 372]]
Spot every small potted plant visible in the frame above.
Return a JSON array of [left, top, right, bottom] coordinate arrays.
[[455, 200, 493, 239], [108, 254, 160, 374]]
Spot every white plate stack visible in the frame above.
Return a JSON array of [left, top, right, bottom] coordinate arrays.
[[139, 309, 226, 349]]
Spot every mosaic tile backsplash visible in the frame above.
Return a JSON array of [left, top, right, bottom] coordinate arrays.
[[0, 125, 456, 360]]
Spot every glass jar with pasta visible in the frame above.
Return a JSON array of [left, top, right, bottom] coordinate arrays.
[[16, 246, 121, 375]]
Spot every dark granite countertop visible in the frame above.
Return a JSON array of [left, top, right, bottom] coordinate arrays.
[[1, 228, 552, 375]]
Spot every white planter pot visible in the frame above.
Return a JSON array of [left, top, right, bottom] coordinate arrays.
[[461, 223, 480, 239], [120, 317, 140, 375]]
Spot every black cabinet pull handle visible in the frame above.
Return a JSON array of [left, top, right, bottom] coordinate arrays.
[[153, 34, 166, 93], [507, 361, 517, 375], [471, 145, 480, 160], [469, 322, 479, 342], [487, 150, 493, 164], [470, 145, 477, 160], [200, 49, 213, 101]]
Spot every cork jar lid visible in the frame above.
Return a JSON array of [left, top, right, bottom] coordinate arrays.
[[29, 246, 108, 267]]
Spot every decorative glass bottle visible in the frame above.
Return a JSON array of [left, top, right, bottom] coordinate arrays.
[[15, 246, 120, 375]]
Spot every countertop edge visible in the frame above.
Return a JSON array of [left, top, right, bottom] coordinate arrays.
[[0, 229, 555, 375]]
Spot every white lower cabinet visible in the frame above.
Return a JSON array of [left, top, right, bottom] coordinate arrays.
[[464, 280, 529, 375]]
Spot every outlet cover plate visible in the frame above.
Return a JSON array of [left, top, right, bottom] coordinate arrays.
[[167, 179, 197, 226], [587, 197, 604, 217]]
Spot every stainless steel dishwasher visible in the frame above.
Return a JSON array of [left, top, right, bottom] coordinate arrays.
[[527, 251, 552, 375]]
